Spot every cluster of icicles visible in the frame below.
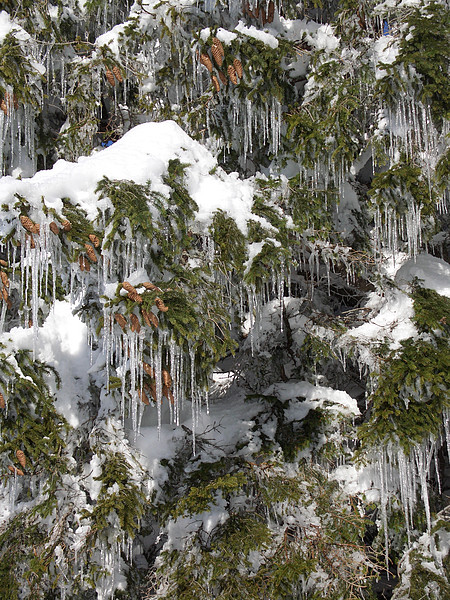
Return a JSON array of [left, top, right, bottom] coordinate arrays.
[[1, 218, 212, 448], [376, 415, 450, 573]]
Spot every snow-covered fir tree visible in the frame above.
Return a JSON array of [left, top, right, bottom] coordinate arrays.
[[0, 0, 449, 598]]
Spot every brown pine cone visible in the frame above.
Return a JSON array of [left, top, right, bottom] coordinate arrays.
[[1, 271, 9, 288], [0, 391, 5, 409], [8, 465, 24, 476], [142, 362, 154, 377], [200, 53, 213, 73], [112, 65, 123, 83], [233, 58, 243, 78], [105, 68, 115, 86], [61, 220, 72, 232], [142, 308, 158, 328], [162, 369, 172, 388], [211, 44, 223, 67], [16, 450, 26, 468], [20, 215, 38, 234], [212, 75, 220, 92], [1, 99, 7, 115], [49, 221, 60, 235], [114, 312, 127, 330], [88, 233, 101, 247], [154, 297, 169, 312], [130, 313, 141, 333], [227, 65, 238, 84], [84, 243, 97, 263]]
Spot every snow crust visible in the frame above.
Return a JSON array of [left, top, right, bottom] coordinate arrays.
[[0, 120, 254, 233]]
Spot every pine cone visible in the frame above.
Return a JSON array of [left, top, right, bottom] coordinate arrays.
[[233, 58, 243, 78], [162, 369, 172, 388], [112, 65, 123, 83], [0, 392, 5, 409], [212, 37, 224, 58], [211, 44, 223, 67], [142, 281, 161, 291], [105, 68, 115, 86], [20, 215, 38, 234], [79, 255, 85, 272], [1, 287, 8, 302], [84, 243, 97, 263], [142, 308, 158, 328], [61, 220, 72, 232], [16, 450, 26, 468], [49, 221, 60, 235], [88, 233, 100, 247], [154, 297, 169, 312], [114, 312, 127, 330], [128, 290, 143, 303], [138, 389, 150, 405], [122, 281, 138, 295], [1, 99, 7, 115], [227, 65, 238, 84], [0, 259, 7, 267], [212, 75, 220, 92], [130, 313, 141, 333], [1, 271, 9, 289], [200, 53, 213, 73], [142, 362, 154, 377], [218, 70, 227, 85], [8, 465, 24, 476]]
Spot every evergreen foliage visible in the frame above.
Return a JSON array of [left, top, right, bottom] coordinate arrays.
[[0, 1, 448, 599]]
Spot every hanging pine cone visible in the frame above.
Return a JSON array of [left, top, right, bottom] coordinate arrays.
[[88, 233, 100, 247], [20, 215, 38, 234], [0, 259, 7, 267], [142, 281, 161, 291], [233, 58, 243, 78], [49, 221, 60, 235], [84, 243, 97, 263], [162, 369, 172, 388], [112, 65, 123, 83], [0, 391, 5, 409], [142, 361, 154, 377], [211, 44, 223, 67], [138, 389, 150, 405], [200, 53, 213, 73], [78, 255, 85, 272], [227, 65, 238, 84], [105, 68, 115, 86], [61, 220, 72, 232], [128, 290, 143, 303], [122, 281, 138, 295], [212, 75, 220, 92], [16, 450, 26, 468], [212, 37, 224, 58], [8, 465, 24, 476], [1, 271, 9, 289], [1, 287, 8, 302], [1, 99, 7, 115], [114, 312, 127, 330], [142, 308, 158, 328], [218, 70, 227, 85], [130, 313, 141, 333], [154, 297, 169, 312]]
